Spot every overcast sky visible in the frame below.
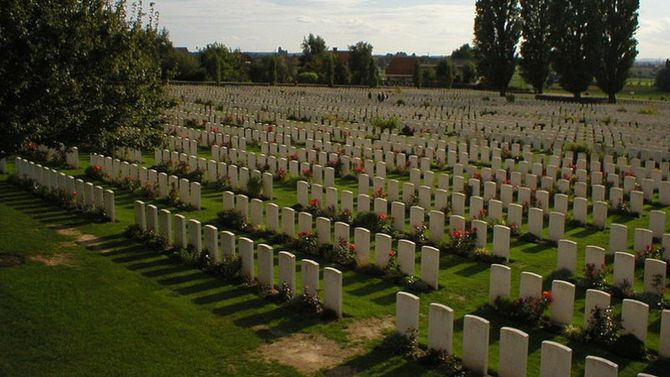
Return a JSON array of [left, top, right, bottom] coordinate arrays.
[[156, 0, 670, 59]]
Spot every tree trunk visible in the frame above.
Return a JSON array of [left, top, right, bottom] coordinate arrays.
[[573, 92, 581, 99], [499, 88, 507, 97], [608, 92, 617, 104]]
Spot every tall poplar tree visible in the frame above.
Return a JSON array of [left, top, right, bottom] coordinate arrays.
[[519, 0, 552, 94], [474, 0, 522, 96], [549, 0, 603, 98], [596, 0, 639, 103]]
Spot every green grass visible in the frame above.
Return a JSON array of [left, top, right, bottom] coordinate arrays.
[[2, 144, 670, 376]]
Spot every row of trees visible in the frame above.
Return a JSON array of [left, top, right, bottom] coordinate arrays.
[[413, 60, 478, 88], [160, 33, 378, 87], [474, 0, 639, 102]]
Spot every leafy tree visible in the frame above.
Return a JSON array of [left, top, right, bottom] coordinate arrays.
[[349, 42, 376, 86], [519, 0, 552, 93], [0, 0, 167, 157], [172, 49, 206, 81], [549, 0, 603, 98], [199, 43, 247, 83], [368, 58, 379, 88], [655, 60, 670, 92], [324, 52, 335, 87], [268, 55, 279, 85], [461, 62, 478, 84], [301, 34, 327, 63], [474, 0, 522, 96], [451, 44, 475, 60], [436, 60, 455, 88], [334, 58, 351, 85], [413, 61, 424, 88], [595, 0, 639, 103]]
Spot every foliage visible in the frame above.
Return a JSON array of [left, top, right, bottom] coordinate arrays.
[[216, 210, 247, 231], [245, 175, 263, 198], [199, 43, 247, 83], [435, 60, 455, 88], [123, 225, 169, 251], [286, 290, 323, 316], [492, 291, 552, 326], [349, 42, 377, 87], [294, 231, 319, 256], [0, 0, 168, 157], [277, 282, 293, 303], [655, 59, 670, 92], [205, 256, 242, 283], [451, 44, 475, 60], [460, 62, 478, 84], [447, 228, 477, 255], [423, 350, 477, 377], [548, 0, 603, 98], [352, 212, 394, 234], [595, 0, 640, 103], [371, 117, 401, 132], [580, 263, 608, 290], [584, 306, 621, 346], [474, 0, 522, 96], [380, 330, 420, 359], [332, 237, 358, 267], [153, 161, 204, 183], [297, 72, 319, 84], [519, 0, 552, 93]]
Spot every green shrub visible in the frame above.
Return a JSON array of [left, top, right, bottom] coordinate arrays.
[[380, 330, 420, 359], [216, 210, 247, 231], [246, 175, 263, 198], [371, 117, 400, 131], [584, 306, 621, 346], [297, 71, 319, 84]]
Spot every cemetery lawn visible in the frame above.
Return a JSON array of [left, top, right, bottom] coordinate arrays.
[[0, 180, 301, 377], [3, 153, 670, 377]]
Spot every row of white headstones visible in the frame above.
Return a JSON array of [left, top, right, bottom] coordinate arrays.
[[395, 290, 666, 377], [133, 200, 343, 318], [14, 157, 115, 221]]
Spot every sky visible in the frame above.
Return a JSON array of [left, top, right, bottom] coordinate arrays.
[[156, 0, 670, 59]]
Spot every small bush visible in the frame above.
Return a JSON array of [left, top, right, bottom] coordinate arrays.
[[246, 175, 263, 198], [286, 290, 323, 316], [296, 71, 319, 84], [380, 330, 420, 359], [584, 306, 621, 345], [216, 210, 247, 231], [371, 117, 400, 132], [422, 350, 477, 376]]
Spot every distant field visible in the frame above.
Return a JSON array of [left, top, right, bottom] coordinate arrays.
[[509, 68, 667, 101]]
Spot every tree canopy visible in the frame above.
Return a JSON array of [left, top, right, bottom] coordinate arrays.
[[519, 0, 552, 93], [595, 0, 639, 103], [474, 0, 522, 96], [0, 0, 168, 157], [548, 0, 603, 98]]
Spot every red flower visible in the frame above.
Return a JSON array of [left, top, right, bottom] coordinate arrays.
[[309, 199, 320, 207], [378, 213, 388, 221], [542, 291, 552, 301], [389, 250, 397, 258], [72, 191, 78, 197]]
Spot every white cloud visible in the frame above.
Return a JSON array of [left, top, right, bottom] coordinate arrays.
[[156, 0, 670, 58]]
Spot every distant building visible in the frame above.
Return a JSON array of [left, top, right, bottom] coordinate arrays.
[[331, 47, 351, 66], [384, 56, 417, 86]]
